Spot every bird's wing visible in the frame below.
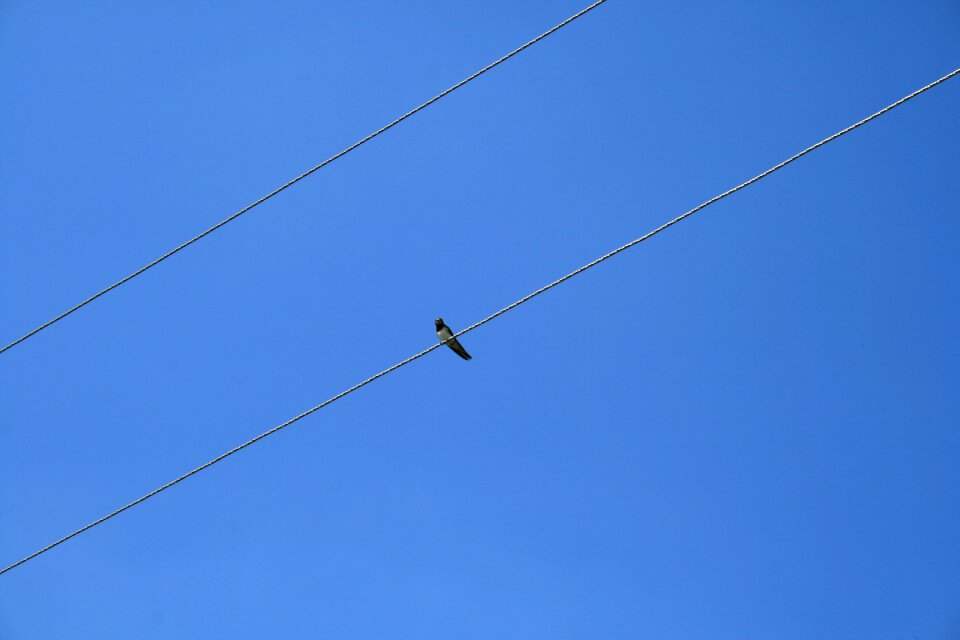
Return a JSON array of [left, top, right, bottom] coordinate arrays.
[[447, 336, 472, 360]]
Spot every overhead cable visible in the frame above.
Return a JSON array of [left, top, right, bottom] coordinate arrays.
[[0, 0, 609, 356], [2, 66, 957, 576]]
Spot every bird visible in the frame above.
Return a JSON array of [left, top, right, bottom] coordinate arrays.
[[435, 318, 472, 360]]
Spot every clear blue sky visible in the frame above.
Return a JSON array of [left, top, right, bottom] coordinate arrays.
[[1, 1, 958, 637]]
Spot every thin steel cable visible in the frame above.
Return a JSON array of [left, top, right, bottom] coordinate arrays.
[[0, 342, 444, 576], [453, 67, 960, 337], [0, 0, 608, 357], [2, 66, 956, 577]]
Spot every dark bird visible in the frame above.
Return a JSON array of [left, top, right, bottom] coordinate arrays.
[[435, 318, 472, 360]]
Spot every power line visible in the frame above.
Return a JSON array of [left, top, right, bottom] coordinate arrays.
[[0, 0, 609, 357], [2, 66, 956, 577]]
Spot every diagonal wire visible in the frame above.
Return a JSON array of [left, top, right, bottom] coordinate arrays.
[[2, 66, 957, 577], [0, 0, 609, 357]]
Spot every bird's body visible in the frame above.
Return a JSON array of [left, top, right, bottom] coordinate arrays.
[[435, 318, 472, 360]]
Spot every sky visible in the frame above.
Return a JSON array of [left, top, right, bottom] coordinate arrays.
[[1, 1, 959, 637]]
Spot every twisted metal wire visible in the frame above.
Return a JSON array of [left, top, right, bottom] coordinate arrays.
[[0, 0, 609, 356], [454, 67, 960, 337], [0, 342, 443, 576], [2, 66, 956, 576]]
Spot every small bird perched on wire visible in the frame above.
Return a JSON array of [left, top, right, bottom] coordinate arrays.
[[435, 318, 472, 360]]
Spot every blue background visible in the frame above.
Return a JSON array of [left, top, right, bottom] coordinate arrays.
[[2, 1, 959, 637]]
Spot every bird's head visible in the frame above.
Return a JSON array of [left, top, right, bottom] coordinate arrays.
[[434, 318, 444, 329]]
